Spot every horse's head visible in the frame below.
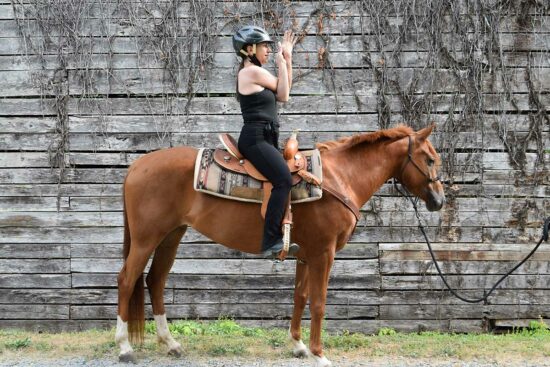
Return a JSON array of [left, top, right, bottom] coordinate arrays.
[[398, 125, 445, 211]]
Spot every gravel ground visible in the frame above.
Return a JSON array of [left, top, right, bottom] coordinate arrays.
[[2, 357, 550, 367]]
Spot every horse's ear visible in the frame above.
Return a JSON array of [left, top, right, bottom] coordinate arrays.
[[416, 124, 435, 142]]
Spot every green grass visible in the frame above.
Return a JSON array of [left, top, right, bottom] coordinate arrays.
[[1, 318, 550, 364]]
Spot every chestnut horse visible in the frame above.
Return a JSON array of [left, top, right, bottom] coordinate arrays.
[[115, 125, 445, 367]]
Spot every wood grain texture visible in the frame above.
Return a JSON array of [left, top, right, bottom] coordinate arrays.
[[1, 1, 549, 332]]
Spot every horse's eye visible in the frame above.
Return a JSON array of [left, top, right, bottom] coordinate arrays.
[[427, 158, 435, 167]]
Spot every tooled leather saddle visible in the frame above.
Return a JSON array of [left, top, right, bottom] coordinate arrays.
[[216, 133, 322, 218]]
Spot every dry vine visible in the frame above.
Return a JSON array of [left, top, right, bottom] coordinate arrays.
[[9, 0, 549, 238]]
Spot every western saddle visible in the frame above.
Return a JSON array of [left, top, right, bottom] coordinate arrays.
[[216, 132, 322, 260]]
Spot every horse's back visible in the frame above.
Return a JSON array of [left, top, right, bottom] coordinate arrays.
[[124, 146, 198, 230]]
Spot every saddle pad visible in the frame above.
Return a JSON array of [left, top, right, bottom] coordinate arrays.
[[193, 148, 323, 204]]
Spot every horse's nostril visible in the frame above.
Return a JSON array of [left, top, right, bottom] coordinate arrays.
[[426, 191, 444, 212]]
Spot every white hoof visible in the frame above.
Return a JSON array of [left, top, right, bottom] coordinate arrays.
[[310, 354, 332, 367], [290, 338, 308, 358]]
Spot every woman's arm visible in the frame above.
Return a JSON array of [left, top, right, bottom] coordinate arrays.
[[246, 45, 289, 102], [281, 31, 297, 91], [274, 46, 290, 102]]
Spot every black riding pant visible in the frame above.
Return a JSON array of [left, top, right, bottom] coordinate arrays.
[[238, 121, 292, 251]]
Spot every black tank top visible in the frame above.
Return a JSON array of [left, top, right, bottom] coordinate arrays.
[[238, 88, 278, 123]]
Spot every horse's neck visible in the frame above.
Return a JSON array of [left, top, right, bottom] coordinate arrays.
[[323, 139, 404, 208]]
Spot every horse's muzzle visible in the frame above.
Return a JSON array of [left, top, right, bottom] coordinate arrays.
[[426, 190, 445, 212]]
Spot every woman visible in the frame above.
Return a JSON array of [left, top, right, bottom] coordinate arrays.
[[232, 26, 299, 258]]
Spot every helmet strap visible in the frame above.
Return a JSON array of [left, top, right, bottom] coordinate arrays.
[[240, 44, 261, 67]]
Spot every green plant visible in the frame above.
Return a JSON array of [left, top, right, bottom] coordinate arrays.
[[378, 327, 397, 336], [4, 337, 31, 350]]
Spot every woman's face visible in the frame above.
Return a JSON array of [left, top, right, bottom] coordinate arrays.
[[246, 42, 272, 65]]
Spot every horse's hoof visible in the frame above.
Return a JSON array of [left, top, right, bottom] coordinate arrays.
[[310, 354, 332, 367], [119, 352, 137, 364], [289, 336, 309, 358], [168, 346, 183, 358], [293, 348, 309, 358]]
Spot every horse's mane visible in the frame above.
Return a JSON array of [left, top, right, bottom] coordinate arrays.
[[316, 125, 414, 151]]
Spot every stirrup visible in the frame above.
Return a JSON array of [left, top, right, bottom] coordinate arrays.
[[263, 243, 300, 259]]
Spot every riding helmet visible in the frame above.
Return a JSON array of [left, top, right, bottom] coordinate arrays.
[[232, 26, 274, 57]]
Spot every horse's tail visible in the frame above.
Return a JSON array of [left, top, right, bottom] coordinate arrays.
[[122, 179, 145, 345]]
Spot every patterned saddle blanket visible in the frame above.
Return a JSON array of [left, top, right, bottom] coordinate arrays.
[[193, 148, 323, 204]]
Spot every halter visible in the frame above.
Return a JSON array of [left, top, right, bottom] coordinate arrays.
[[399, 135, 441, 184]]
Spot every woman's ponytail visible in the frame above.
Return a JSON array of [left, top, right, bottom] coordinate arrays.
[[235, 57, 246, 101]]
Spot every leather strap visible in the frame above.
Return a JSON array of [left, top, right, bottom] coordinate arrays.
[[321, 184, 361, 222]]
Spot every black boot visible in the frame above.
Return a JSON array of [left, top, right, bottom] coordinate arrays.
[[262, 239, 300, 258]]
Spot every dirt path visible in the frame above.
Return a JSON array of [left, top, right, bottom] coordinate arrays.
[[2, 356, 550, 367]]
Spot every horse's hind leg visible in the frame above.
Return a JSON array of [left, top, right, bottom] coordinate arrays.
[[146, 225, 187, 357], [290, 260, 310, 358]]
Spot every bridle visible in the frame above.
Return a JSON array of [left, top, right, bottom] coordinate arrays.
[[394, 135, 550, 304], [398, 135, 440, 184]]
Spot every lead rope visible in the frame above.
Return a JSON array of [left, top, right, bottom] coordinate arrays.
[[393, 179, 550, 304]]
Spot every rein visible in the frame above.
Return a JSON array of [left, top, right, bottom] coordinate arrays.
[[394, 134, 550, 303], [393, 178, 550, 304]]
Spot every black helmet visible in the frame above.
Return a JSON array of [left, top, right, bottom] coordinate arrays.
[[232, 26, 274, 57]]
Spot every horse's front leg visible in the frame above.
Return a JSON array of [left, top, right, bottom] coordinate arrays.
[[307, 250, 334, 367], [289, 259, 309, 358]]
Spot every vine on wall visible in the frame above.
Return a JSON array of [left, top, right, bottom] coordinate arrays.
[[10, 0, 549, 235]]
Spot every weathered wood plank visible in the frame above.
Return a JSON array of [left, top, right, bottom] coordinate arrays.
[[0, 224, 485, 244], [0, 274, 70, 288], [0, 184, 122, 197], [0, 207, 543, 229], [3, 50, 550, 71], [0, 320, 114, 332], [0, 289, 171, 304], [70, 258, 379, 275], [170, 289, 381, 305], [378, 289, 550, 305], [171, 289, 550, 306], [69, 303, 378, 320], [380, 243, 550, 252], [65, 113, 550, 134], [0, 196, 67, 211], [2, 33, 549, 56], [6, 0, 549, 21], [64, 68, 549, 96], [0, 304, 69, 319], [380, 259, 550, 275], [382, 274, 550, 290], [0, 243, 70, 258], [170, 289, 550, 306], [380, 304, 550, 320], [381, 250, 550, 261], [6, 0, 548, 16], [3, 131, 544, 152], [0, 259, 70, 273], [0, 152, 54, 167], [0, 227, 125, 243], [0, 164, 515, 188], [0, 97, 57, 115], [0, 182, 547, 198], [71, 273, 381, 290], [69, 242, 378, 259], [65, 97, 550, 118]]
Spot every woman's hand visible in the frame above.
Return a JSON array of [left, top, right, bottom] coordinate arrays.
[[280, 30, 297, 61], [275, 42, 286, 66]]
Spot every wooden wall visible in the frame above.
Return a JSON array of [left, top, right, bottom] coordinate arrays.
[[0, 0, 549, 333]]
